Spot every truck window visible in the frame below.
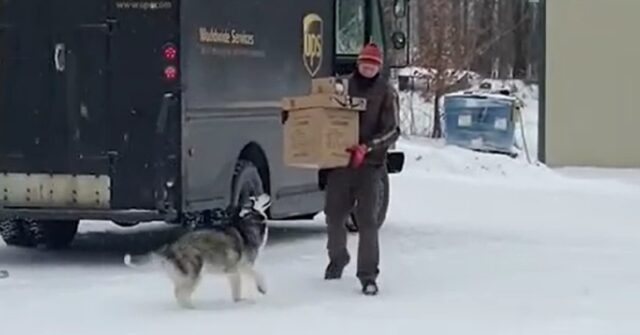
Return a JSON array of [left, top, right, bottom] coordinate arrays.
[[336, 0, 385, 55], [370, 0, 384, 47]]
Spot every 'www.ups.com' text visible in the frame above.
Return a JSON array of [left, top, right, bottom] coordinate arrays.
[[115, 1, 172, 10]]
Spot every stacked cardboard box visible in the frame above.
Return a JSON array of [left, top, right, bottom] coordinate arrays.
[[282, 77, 366, 169]]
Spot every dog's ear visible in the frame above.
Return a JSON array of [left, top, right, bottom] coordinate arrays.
[[225, 204, 241, 220], [234, 194, 271, 220], [241, 195, 256, 209], [251, 194, 272, 217]]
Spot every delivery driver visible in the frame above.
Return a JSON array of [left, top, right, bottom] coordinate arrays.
[[323, 43, 400, 296]]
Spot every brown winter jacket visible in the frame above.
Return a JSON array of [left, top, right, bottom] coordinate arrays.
[[346, 71, 400, 166]]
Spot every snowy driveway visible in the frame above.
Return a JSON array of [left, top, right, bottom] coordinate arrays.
[[2, 142, 640, 335]]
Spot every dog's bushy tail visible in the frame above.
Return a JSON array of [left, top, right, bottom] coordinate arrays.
[[124, 246, 167, 268], [124, 253, 152, 267], [0, 270, 8, 279]]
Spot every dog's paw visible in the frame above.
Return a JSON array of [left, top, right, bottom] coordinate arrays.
[[253, 271, 267, 295], [123, 254, 132, 266], [257, 284, 267, 295], [232, 293, 248, 303], [176, 299, 196, 309]]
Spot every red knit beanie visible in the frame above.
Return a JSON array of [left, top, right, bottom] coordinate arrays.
[[357, 43, 383, 65]]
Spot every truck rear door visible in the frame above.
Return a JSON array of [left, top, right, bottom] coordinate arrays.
[[0, 0, 112, 208]]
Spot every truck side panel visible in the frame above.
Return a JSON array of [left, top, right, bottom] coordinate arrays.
[[180, 0, 333, 216]]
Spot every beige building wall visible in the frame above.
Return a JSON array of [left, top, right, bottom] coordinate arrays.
[[545, 0, 640, 168]]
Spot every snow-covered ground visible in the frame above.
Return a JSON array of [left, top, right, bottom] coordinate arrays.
[[2, 68, 639, 334], [2, 137, 640, 335]]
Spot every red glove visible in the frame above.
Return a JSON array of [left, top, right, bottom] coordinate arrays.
[[346, 144, 367, 168]]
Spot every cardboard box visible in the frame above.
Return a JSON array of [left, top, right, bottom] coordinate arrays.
[[281, 94, 366, 112], [311, 77, 349, 95], [282, 94, 365, 169]]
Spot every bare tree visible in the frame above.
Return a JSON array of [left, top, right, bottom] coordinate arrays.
[[415, 0, 479, 138], [412, 0, 537, 137]]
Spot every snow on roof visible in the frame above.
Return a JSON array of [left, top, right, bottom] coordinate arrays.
[[445, 89, 517, 101], [396, 67, 482, 82]]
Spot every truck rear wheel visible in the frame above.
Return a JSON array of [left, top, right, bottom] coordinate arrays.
[[0, 219, 37, 247], [231, 160, 265, 208], [346, 170, 390, 233], [32, 220, 79, 250]]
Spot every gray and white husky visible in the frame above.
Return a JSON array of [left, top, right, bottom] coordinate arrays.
[[124, 194, 271, 308]]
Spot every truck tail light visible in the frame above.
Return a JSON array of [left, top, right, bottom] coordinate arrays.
[[162, 43, 177, 61], [162, 42, 178, 81], [164, 66, 178, 80]]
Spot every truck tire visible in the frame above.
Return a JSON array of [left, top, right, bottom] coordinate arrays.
[[0, 219, 37, 247], [231, 160, 265, 208], [346, 170, 390, 233], [32, 220, 79, 250]]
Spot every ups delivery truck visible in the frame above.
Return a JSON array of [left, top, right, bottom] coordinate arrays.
[[0, 0, 408, 249]]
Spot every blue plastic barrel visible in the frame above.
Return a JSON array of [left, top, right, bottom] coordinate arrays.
[[442, 92, 517, 155]]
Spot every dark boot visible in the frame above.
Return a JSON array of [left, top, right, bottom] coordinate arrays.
[[361, 279, 379, 296], [324, 254, 351, 280]]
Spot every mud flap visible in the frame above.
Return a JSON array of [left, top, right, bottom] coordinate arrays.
[[153, 93, 178, 214], [386, 151, 405, 174]]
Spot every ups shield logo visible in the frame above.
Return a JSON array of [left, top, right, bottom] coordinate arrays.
[[303, 14, 323, 77]]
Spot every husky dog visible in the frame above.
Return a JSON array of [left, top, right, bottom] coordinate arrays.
[[0, 270, 8, 279], [124, 194, 271, 308]]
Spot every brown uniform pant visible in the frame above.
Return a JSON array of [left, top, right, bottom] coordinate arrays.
[[324, 165, 385, 282]]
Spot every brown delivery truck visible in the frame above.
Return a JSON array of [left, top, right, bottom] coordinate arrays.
[[0, 0, 408, 249]]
